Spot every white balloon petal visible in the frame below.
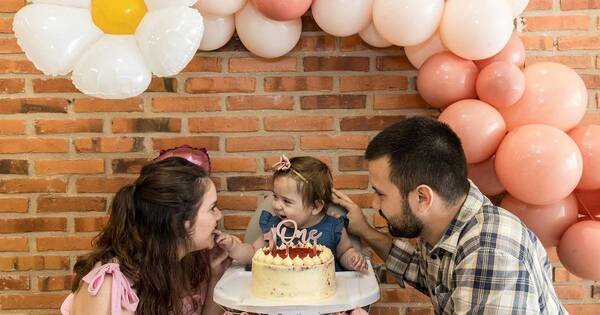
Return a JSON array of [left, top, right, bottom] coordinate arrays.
[[405, 31, 447, 69], [508, 0, 529, 17], [358, 22, 391, 48], [311, 0, 373, 37], [136, 7, 203, 76], [13, 4, 102, 76], [195, 0, 246, 16], [32, 0, 90, 8], [144, 0, 197, 11], [72, 35, 152, 99], [199, 13, 235, 51]]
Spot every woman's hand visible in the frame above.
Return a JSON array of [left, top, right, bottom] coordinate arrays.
[[208, 246, 232, 281], [332, 189, 371, 238]]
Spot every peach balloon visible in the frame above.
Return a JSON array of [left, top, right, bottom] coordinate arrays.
[[405, 31, 447, 69], [198, 13, 235, 51], [476, 61, 526, 109], [439, 99, 506, 163], [575, 189, 600, 218], [417, 52, 479, 109], [235, 2, 302, 58], [499, 62, 588, 131], [558, 220, 600, 280], [440, 0, 513, 60], [496, 124, 583, 206], [468, 156, 505, 196], [194, 0, 246, 16], [569, 125, 600, 190], [311, 0, 373, 37], [501, 194, 579, 247], [372, 0, 444, 46], [251, 0, 311, 21], [358, 22, 392, 48], [475, 34, 526, 70]]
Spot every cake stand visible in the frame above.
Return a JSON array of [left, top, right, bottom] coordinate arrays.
[[213, 260, 380, 315]]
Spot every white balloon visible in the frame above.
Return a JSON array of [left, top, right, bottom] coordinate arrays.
[[235, 2, 301, 59], [199, 13, 235, 51], [358, 22, 391, 48], [144, 0, 198, 11], [373, 0, 444, 46], [440, 0, 513, 60], [311, 0, 373, 37], [194, 0, 246, 16], [508, 0, 529, 17], [405, 31, 447, 69], [136, 7, 203, 76], [72, 35, 152, 99], [32, 0, 90, 8], [13, 4, 102, 76]]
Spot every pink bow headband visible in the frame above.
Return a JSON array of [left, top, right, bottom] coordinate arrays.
[[272, 155, 308, 183]]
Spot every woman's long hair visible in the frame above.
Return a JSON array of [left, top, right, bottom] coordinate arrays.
[[71, 157, 211, 314]]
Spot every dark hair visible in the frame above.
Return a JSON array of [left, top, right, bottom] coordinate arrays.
[[273, 156, 333, 211], [72, 157, 211, 315], [365, 116, 469, 203]]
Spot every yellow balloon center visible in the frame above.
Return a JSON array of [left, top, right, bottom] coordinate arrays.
[[91, 0, 148, 35]]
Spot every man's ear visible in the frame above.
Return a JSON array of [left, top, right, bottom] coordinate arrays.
[[415, 185, 434, 211], [311, 200, 325, 215]]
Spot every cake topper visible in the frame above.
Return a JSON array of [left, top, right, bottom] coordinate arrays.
[[269, 219, 323, 249]]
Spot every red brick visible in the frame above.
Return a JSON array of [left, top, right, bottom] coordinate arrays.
[[525, 15, 591, 31], [368, 306, 401, 315], [152, 136, 219, 151], [182, 56, 222, 72], [0, 98, 68, 114], [112, 118, 181, 133], [217, 195, 257, 211], [0, 78, 24, 93], [264, 116, 334, 131], [520, 35, 555, 50], [558, 36, 600, 50], [0, 0, 25, 13], [223, 215, 252, 230], [0, 119, 25, 134], [0, 276, 29, 290], [74, 216, 108, 232], [226, 136, 294, 152], [227, 95, 294, 111], [32, 78, 77, 93], [0, 38, 19, 53], [111, 158, 148, 174], [37, 196, 106, 213], [152, 96, 221, 112], [35, 119, 103, 134], [37, 236, 94, 251], [229, 57, 297, 72], [35, 159, 104, 175], [525, 55, 592, 69], [304, 56, 369, 72], [264, 76, 333, 92], [0, 17, 14, 33], [554, 266, 582, 282], [0, 293, 66, 309], [0, 179, 66, 193], [189, 117, 259, 132], [340, 75, 408, 92], [0, 198, 28, 213], [333, 175, 369, 189], [0, 218, 66, 233], [581, 74, 600, 89], [211, 157, 257, 173], [0, 58, 41, 74], [227, 176, 271, 191], [0, 256, 70, 271], [376, 56, 414, 71], [74, 137, 144, 153], [38, 275, 73, 291], [561, 0, 600, 10], [374, 94, 429, 110], [339, 156, 367, 171], [301, 95, 366, 109], [554, 284, 586, 299], [528, 0, 553, 9], [76, 177, 135, 193], [300, 135, 369, 150], [0, 237, 28, 251], [373, 212, 388, 228], [292, 35, 336, 52], [74, 98, 143, 112], [186, 77, 255, 93], [147, 77, 177, 92], [340, 116, 406, 131], [564, 304, 600, 314], [380, 287, 430, 303], [0, 159, 26, 174]]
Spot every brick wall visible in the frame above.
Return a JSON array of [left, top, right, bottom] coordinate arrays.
[[0, 0, 599, 313]]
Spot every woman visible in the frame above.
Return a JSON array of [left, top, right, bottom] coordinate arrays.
[[61, 157, 231, 315]]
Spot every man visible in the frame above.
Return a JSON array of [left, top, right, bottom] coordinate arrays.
[[332, 117, 566, 314]]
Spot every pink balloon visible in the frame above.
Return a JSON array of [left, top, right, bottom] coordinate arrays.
[[569, 125, 600, 190], [417, 52, 479, 108], [575, 189, 600, 218], [468, 156, 505, 196], [501, 194, 579, 247], [476, 61, 525, 109], [475, 34, 526, 70], [155, 145, 211, 173], [499, 62, 588, 131], [251, 0, 312, 21], [496, 124, 583, 205], [439, 99, 506, 164], [558, 220, 600, 280]]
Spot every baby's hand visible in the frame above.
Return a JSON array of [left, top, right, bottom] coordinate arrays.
[[350, 252, 368, 272], [213, 230, 240, 252]]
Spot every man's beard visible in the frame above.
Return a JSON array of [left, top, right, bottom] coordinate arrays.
[[379, 198, 423, 238]]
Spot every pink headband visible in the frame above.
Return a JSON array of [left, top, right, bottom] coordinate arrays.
[[272, 155, 308, 183], [154, 145, 211, 173]]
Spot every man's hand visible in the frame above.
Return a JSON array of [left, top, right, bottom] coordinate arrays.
[[332, 188, 372, 237]]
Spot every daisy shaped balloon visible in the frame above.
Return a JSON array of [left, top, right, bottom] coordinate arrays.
[[13, 0, 204, 99]]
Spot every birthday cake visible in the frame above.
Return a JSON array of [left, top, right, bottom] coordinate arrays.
[[251, 220, 336, 300]]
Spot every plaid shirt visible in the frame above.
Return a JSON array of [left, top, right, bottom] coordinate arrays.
[[385, 183, 567, 314]]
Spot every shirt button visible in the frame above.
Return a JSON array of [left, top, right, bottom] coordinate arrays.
[[431, 254, 438, 260]]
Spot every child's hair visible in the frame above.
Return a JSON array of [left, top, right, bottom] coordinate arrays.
[[273, 156, 333, 211]]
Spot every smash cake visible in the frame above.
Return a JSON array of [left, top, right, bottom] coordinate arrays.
[[251, 219, 336, 300]]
